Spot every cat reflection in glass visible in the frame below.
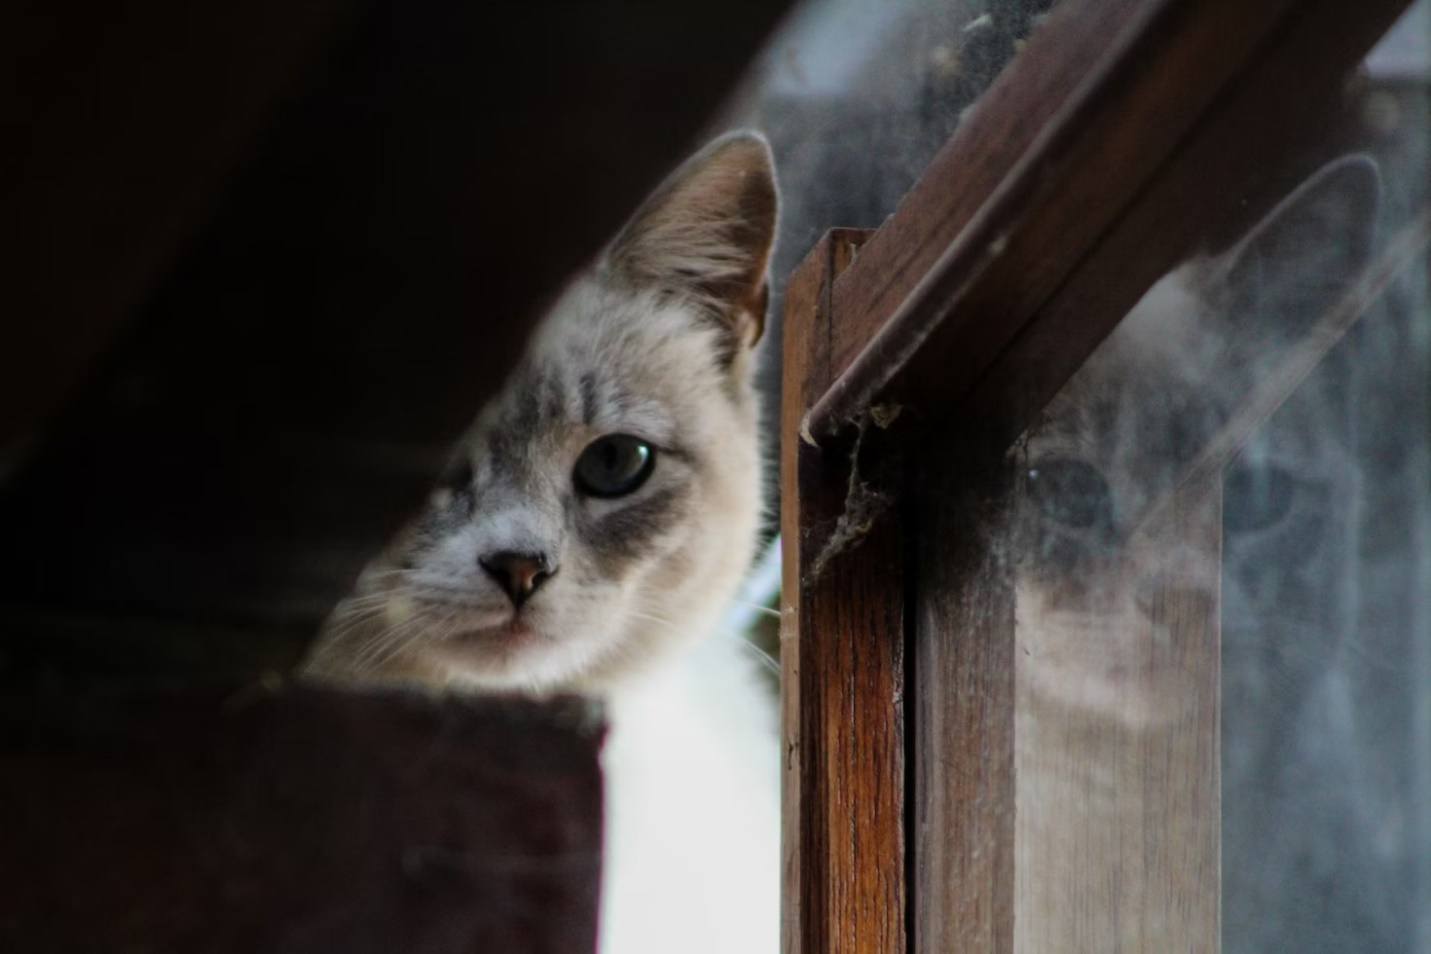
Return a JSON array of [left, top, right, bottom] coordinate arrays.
[[1017, 154, 1386, 951], [1018, 154, 1379, 727], [304, 133, 781, 954]]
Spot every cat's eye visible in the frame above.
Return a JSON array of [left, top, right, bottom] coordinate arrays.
[[574, 434, 655, 498], [1027, 458, 1114, 531], [1223, 463, 1295, 534]]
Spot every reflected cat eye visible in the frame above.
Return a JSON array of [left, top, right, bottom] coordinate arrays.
[[574, 434, 655, 498], [1223, 463, 1295, 534], [1027, 458, 1114, 531]]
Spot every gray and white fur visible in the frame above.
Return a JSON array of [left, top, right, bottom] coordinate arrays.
[[304, 132, 781, 953]]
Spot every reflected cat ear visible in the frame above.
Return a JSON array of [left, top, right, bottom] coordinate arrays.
[[605, 131, 778, 353], [1216, 154, 1381, 326]]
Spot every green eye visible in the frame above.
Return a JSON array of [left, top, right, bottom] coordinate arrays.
[[574, 434, 655, 498]]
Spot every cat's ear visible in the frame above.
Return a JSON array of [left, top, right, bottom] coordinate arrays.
[[606, 131, 778, 352], [1214, 154, 1381, 334], [1179, 153, 1381, 397]]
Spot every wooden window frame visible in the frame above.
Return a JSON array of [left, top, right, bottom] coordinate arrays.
[[779, 0, 1423, 951]]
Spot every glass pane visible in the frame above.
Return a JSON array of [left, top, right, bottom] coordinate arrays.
[[1018, 3, 1430, 949], [1222, 9, 1431, 949]]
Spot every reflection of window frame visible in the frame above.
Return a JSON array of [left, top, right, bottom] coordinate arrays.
[[778, 0, 1421, 950]]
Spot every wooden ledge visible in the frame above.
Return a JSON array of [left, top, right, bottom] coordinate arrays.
[[0, 685, 605, 954]]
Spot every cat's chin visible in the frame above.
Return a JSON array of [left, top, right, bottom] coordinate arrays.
[[1014, 594, 1201, 729], [449, 617, 539, 647], [432, 617, 540, 655], [415, 616, 570, 688]]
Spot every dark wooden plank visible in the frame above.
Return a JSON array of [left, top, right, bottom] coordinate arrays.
[[911, 445, 1017, 954], [780, 231, 845, 954], [804, 0, 1413, 445], [0, 0, 794, 683], [782, 229, 907, 954], [0, 686, 604, 954]]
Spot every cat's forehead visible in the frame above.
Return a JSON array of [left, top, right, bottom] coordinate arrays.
[[482, 278, 726, 443], [1031, 264, 1216, 454], [486, 354, 673, 443]]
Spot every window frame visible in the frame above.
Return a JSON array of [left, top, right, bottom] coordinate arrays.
[[778, 0, 1422, 950]]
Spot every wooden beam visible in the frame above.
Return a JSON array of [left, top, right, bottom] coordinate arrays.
[[0, 687, 604, 953], [782, 229, 907, 954], [803, 0, 1414, 449]]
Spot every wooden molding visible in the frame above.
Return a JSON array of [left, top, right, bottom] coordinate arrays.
[[782, 229, 907, 954], [803, 0, 1413, 451]]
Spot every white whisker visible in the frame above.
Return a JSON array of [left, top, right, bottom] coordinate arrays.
[[358, 568, 412, 581], [626, 606, 780, 678], [717, 630, 780, 676], [328, 592, 397, 615], [321, 603, 388, 642], [728, 599, 781, 621], [352, 607, 438, 671]]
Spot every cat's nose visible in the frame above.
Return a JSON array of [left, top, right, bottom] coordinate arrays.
[[479, 551, 555, 608]]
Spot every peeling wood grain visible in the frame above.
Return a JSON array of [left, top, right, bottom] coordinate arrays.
[[782, 230, 907, 954]]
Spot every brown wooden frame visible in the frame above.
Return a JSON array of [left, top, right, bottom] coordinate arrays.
[[780, 0, 1419, 951]]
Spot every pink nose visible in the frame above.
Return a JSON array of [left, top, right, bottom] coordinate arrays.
[[479, 551, 555, 607]]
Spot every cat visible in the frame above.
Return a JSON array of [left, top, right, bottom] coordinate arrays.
[[303, 131, 781, 953], [1016, 154, 1380, 726], [1016, 154, 1414, 951]]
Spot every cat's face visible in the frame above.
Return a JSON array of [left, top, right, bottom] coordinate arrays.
[[1016, 156, 1379, 726], [1015, 268, 1226, 725], [307, 133, 777, 693]]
